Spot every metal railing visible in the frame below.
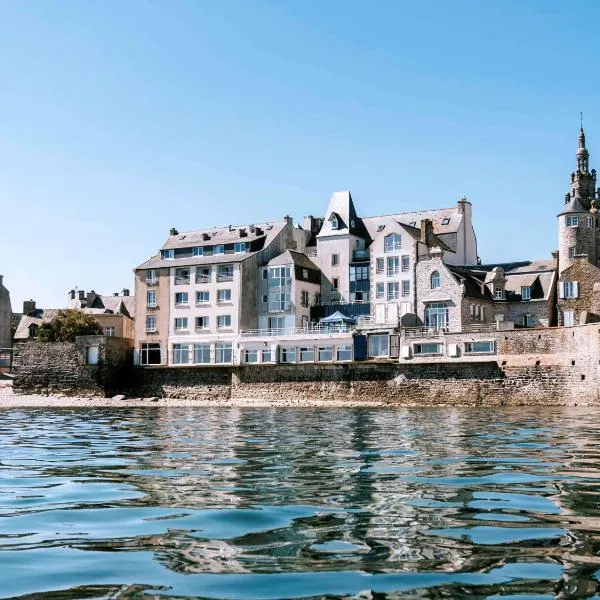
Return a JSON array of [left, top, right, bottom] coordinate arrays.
[[240, 324, 353, 338]]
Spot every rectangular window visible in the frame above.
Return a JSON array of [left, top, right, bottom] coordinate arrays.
[[520, 314, 534, 327], [494, 288, 503, 299], [442, 217, 450, 225], [318, 347, 333, 362], [414, 343, 442, 355], [332, 278, 339, 290], [564, 310, 575, 327], [217, 265, 234, 282], [145, 315, 157, 333], [244, 349, 259, 363], [302, 268, 309, 279], [376, 258, 384, 274], [384, 234, 401, 252], [387, 282, 399, 301], [262, 348, 272, 363], [195, 316, 209, 330], [172, 343, 190, 364], [262, 269, 268, 279], [147, 290, 157, 308], [174, 317, 188, 331], [566, 215, 579, 227], [196, 267, 211, 284], [299, 347, 315, 362], [268, 291, 291, 312], [215, 342, 232, 364], [588, 216, 594, 228], [301, 290, 309, 307], [146, 269, 157, 283], [175, 292, 189, 305], [174, 268, 190, 285], [217, 289, 232, 303], [368, 334, 389, 357], [86, 346, 100, 365], [464, 341, 495, 354], [217, 315, 232, 329], [387, 256, 399, 276], [521, 286, 531, 300], [140, 343, 161, 365], [162, 249, 174, 259], [196, 291, 209, 304], [569, 246, 576, 259], [401, 280, 410, 297], [376, 282, 384, 299], [336, 345, 353, 362], [193, 343, 211, 364], [562, 281, 578, 299], [401, 255, 410, 272], [331, 254, 340, 266], [424, 302, 448, 329], [105, 327, 115, 337], [234, 242, 247, 253], [281, 347, 296, 363], [214, 244, 225, 255], [193, 247, 204, 257], [470, 304, 475, 318]]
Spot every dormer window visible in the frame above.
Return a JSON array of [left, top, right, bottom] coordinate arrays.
[[442, 218, 450, 225], [28, 324, 38, 339], [431, 271, 441, 289], [193, 247, 204, 257], [494, 288, 504, 299], [162, 249, 174, 260], [521, 286, 531, 300], [330, 215, 339, 230]]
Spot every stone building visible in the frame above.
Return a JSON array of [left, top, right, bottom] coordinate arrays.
[[0, 275, 12, 349], [415, 249, 556, 332]]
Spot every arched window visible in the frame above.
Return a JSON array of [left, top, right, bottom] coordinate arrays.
[[384, 233, 401, 252], [330, 214, 339, 230], [431, 271, 441, 289]]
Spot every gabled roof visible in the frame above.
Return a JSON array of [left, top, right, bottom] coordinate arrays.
[[14, 309, 60, 340], [447, 266, 492, 301], [363, 206, 464, 238], [267, 250, 320, 271]]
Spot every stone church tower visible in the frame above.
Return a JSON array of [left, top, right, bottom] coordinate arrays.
[[558, 127, 600, 275]]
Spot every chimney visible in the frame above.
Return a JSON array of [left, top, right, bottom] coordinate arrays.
[[420, 219, 434, 246], [0, 275, 3, 287], [551, 250, 559, 268], [86, 290, 98, 308], [283, 215, 293, 225], [122, 288, 130, 297], [254, 226, 264, 236], [78, 290, 85, 301], [69, 289, 76, 300], [169, 227, 178, 236], [23, 299, 36, 316]]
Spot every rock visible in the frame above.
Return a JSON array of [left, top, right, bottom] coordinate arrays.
[[112, 394, 126, 401]]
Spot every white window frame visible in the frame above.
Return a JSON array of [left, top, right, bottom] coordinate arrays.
[[105, 327, 115, 337], [431, 271, 441, 289], [331, 254, 340, 266], [217, 289, 232, 304], [560, 281, 579, 299], [195, 316, 209, 330], [196, 291, 209, 304], [193, 343, 211, 364], [146, 269, 157, 284], [174, 317, 188, 332], [387, 282, 399, 301], [145, 315, 157, 333], [175, 292, 189, 305], [384, 233, 401, 252], [387, 256, 400, 277], [565, 215, 579, 228], [521, 286, 531, 300], [401, 280, 410, 297], [376, 258, 384, 274], [147, 290, 157, 308], [215, 342, 233, 364], [217, 315, 232, 329]]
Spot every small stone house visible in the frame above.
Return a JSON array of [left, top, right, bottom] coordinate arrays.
[[415, 250, 557, 331]]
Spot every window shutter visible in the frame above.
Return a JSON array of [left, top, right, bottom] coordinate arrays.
[[573, 281, 579, 298], [559, 282, 565, 299]]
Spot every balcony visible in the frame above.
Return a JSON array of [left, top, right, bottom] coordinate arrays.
[[174, 277, 190, 285], [240, 324, 353, 338], [195, 275, 211, 284], [217, 274, 234, 282], [352, 249, 370, 262]]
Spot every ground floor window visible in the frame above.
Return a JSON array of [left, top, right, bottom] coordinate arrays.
[[318, 346, 332, 362], [262, 348, 272, 362], [563, 310, 575, 327], [86, 346, 100, 365], [281, 347, 296, 363], [141, 343, 161, 365], [215, 342, 233, 364], [464, 341, 495, 354], [413, 343, 442, 355], [369, 334, 389, 357], [300, 347, 315, 362], [425, 302, 449, 329], [173, 343, 190, 364], [193, 343, 211, 364], [336, 345, 353, 362], [244, 349, 259, 363], [519, 314, 534, 327]]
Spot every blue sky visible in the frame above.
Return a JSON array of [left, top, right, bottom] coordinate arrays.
[[1, 0, 599, 309]]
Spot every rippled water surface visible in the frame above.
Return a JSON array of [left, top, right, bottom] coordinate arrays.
[[1, 407, 600, 599]]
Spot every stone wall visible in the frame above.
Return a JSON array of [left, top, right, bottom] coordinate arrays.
[[12, 336, 133, 396]]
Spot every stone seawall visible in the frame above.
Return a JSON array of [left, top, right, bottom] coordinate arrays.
[[129, 360, 598, 406]]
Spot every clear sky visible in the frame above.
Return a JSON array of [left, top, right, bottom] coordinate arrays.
[[1, 0, 599, 310]]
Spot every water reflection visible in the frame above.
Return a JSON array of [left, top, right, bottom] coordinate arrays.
[[0, 407, 599, 598]]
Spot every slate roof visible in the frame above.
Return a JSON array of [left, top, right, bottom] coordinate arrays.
[[268, 250, 320, 271], [137, 220, 288, 270], [14, 309, 60, 340], [363, 206, 463, 238], [317, 191, 364, 238]]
